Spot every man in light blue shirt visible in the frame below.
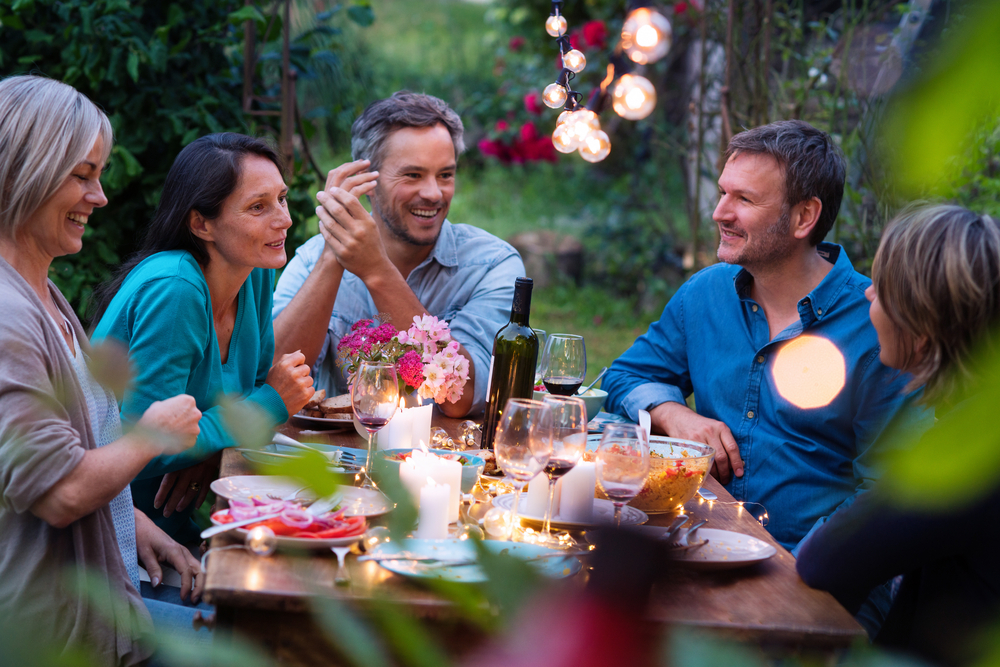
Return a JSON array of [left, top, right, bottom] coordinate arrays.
[[273, 93, 524, 416], [604, 120, 928, 554]]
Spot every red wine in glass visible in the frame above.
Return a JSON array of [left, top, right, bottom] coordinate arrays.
[[358, 416, 390, 430], [543, 376, 582, 396], [544, 458, 576, 479]]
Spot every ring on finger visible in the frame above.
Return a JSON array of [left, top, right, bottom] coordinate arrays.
[[189, 481, 201, 492]]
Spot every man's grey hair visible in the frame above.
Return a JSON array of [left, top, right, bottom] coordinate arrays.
[[0, 75, 113, 239], [351, 91, 464, 170]]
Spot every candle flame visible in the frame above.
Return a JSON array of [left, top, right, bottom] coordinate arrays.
[[600, 63, 615, 93]]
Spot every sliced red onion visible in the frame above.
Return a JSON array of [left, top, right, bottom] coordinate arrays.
[[229, 496, 255, 509], [229, 506, 260, 521], [255, 502, 287, 516], [279, 507, 313, 529]]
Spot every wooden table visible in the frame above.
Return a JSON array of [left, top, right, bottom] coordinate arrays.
[[204, 415, 864, 664]]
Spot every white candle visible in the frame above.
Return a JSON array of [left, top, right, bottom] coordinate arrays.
[[377, 402, 434, 451], [525, 471, 561, 518], [398, 449, 462, 523], [559, 461, 596, 523], [416, 478, 450, 539], [409, 404, 433, 449]]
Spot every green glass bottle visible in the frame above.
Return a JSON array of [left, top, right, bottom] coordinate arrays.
[[481, 277, 539, 450]]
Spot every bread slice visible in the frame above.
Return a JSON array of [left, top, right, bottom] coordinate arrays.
[[319, 394, 353, 415], [304, 389, 326, 409]]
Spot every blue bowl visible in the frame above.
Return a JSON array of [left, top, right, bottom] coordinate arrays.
[[375, 448, 485, 493]]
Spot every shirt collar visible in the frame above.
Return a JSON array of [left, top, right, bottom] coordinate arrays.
[[732, 242, 854, 321], [416, 220, 458, 270]]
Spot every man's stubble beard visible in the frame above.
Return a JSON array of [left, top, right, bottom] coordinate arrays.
[[369, 187, 440, 248], [718, 206, 794, 270]]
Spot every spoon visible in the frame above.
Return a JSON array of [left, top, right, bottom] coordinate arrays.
[[272, 434, 344, 464], [578, 367, 609, 395]]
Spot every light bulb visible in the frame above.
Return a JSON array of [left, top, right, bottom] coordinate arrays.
[[245, 526, 277, 557], [545, 15, 567, 37], [567, 109, 600, 145], [363, 526, 391, 551], [556, 110, 573, 126], [552, 123, 579, 153], [562, 49, 587, 73], [612, 74, 657, 120], [579, 129, 611, 163], [543, 82, 568, 108], [621, 7, 672, 64]]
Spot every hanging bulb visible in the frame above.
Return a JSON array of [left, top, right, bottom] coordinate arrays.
[[244, 526, 277, 557], [567, 109, 600, 146], [621, 7, 672, 64], [562, 49, 587, 73], [545, 14, 568, 37], [579, 129, 611, 163], [556, 109, 573, 126], [552, 122, 579, 153], [612, 74, 657, 120], [543, 82, 568, 108]]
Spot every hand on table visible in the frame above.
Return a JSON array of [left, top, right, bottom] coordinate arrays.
[[134, 508, 204, 603], [137, 394, 202, 456], [267, 351, 314, 416], [649, 402, 744, 484], [154, 452, 220, 517]]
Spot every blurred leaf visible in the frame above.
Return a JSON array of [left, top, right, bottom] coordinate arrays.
[[252, 447, 343, 499], [419, 578, 494, 631], [471, 538, 542, 623], [219, 399, 274, 452], [227, 5, 264, 25], [667, 628, 767, 667], [369, 601, 452, 667], [152, 629, 273, 667], [884, 2, 1000, 196], [311, 596, 392, 667], [347, 4, 375, 27], [880, 340, 1000, 509]]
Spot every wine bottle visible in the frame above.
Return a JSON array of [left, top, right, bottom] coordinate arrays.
[[481, 277, 539, 450]]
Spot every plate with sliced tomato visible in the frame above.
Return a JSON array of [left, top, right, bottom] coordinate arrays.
[[209, 504, 368, 549]]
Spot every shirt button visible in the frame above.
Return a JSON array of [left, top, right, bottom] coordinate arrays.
[[751, 304, 759, 312], [817, 308, 823, 315], [756, 355, 765, 364], [747, 411, 755, 419]]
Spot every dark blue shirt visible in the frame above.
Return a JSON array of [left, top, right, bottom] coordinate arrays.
[[604, 244, 929, 550]]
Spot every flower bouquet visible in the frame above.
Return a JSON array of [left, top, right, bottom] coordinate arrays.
[[337, 314, 470, 405]]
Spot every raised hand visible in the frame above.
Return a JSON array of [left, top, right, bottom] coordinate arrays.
[[137, 394, 201, 456], [315, 186, 392, 282], [649, 401, 744, 484], [325, 159, 379, 198], [266, 350, 314, 416]]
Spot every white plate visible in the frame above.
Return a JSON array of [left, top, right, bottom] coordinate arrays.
[[209, 508, 365, 550], [492, 493, 648, 529], [209, 476, 393, 518], [634, 526, 777, 570], [290, 412, 355, 430], [370, 538, 582, 583]]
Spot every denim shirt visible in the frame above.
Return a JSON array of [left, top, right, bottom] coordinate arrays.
[[604, 244, 931, 550], [273, 221, 525, 413]]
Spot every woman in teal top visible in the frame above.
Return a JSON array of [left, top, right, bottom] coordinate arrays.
[[92, 133, 314, 541]]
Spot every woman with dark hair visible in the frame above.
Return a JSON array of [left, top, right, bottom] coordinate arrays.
[[92, 132, 314, 542], [796, 204, 1000, 666]]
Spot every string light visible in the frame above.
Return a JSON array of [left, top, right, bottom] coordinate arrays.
[[697, 494, 769, 528], [620, 7, 672, 65], [562, 49, 587, 73], [543, 82, 569, 108], [612, 73, 657, 120], [552, 122, 579, 153], [545, 14, 567, 37], [579, 129, 611, 163]]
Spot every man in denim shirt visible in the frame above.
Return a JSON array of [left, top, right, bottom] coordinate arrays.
[[272, 93, 524, 416], [604, 120, 927, 556]]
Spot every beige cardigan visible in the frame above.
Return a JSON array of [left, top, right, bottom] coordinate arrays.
[[0, 256, 151, 665]]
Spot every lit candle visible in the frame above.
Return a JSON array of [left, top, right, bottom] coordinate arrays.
[[559, 461, 595, 523], [398, 449, 462, 523], [416, 478, 450, 539], [376, 401, 434, 451]]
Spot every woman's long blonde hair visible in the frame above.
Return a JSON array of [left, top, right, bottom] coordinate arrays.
[[0, 75, 112, 239], [873, 204, 1000, 405]]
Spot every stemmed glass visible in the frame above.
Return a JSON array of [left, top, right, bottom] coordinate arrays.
[[351, 361, 399, 489], [595, 424, 650, 527], [494, 398, 553, 541], [538, 394, 588, 546], [540, 334, 586, 396]]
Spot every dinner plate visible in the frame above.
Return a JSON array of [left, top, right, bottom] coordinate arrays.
[[210, 476, 393, 518], [632, 526, 777, 570], [239, 443, 366, 470], [492, 493, 648, 529], [209, 509, 365, 550], [289, 412, 355, 430], [370, 538, 582, 583]]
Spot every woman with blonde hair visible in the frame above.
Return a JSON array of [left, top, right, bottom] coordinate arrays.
[[797, 204, 1000, 666], [0, 75, 205, 664]]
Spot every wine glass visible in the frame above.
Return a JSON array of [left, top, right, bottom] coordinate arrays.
[[494, 398, 553, 541], [595, 424, 650, 527], [538, 394, 588, 546], [532, 329, 548, 383], [540, 334, 586, 396], [351, 361, 399, 489]]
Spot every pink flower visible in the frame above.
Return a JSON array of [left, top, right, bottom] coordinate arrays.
[[495, 119, 509, 133], [674, 1, 689, 14], [524, 91, 543, 116], [509, 35, 526, 51], [396, 350, 425, 389], [581, 21, 607, 50], [351, 318, 373, 331], [569, 32, 582, 52]]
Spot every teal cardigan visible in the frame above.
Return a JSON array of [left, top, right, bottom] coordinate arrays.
[[93, 250, 287, 538]]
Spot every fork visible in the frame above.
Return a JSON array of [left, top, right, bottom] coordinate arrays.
[[331, 546, 351, 586], [666, 520, 708, 553]]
